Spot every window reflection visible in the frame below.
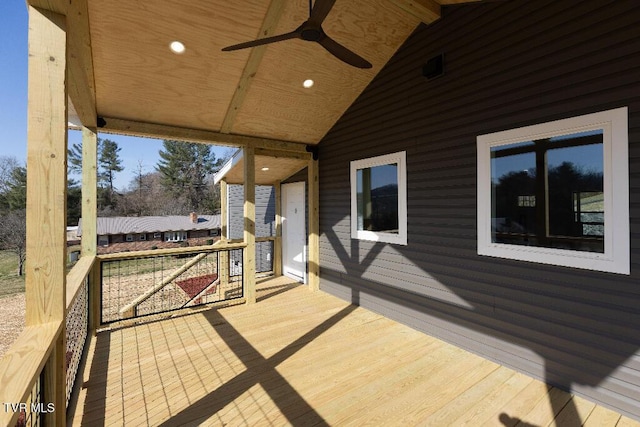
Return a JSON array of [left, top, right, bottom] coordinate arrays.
[[490, 130, 604, 253], [356, 164, 398, 233]]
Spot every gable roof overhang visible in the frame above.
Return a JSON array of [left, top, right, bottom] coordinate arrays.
[[214, 148, 310, 185], [28, 0, 483, 157]]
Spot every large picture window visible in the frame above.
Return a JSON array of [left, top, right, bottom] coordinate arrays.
[[351, 151, 407, 245], [477, 107, 629, 274]]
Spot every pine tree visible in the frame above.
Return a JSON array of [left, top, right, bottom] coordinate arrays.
[[67, 178, 83, 226], [98, 138, 123, 208], [156, 140, 222, 213], [67, 142, 83, 175], [2, 165, 27, 210], [68, 138, 123, 211]]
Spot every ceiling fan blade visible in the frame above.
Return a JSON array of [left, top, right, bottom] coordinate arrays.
[[222, 30, 300, 51], [309, 0, 337, 26], [318, 35, 372, 69]]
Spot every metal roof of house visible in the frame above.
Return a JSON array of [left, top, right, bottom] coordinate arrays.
[[77, 215, 220, 236]]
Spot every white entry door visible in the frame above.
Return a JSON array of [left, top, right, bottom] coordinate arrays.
[[282, 182, 306, 283]]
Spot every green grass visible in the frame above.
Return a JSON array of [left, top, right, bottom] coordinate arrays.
[[0, 250, 25, 298]]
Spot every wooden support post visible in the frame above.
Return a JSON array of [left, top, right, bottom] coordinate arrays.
[[219, 179, 229, 285], [308, 159, 320, 291], [81, 127, 98, 258], [244, 147, 256, 303], [90, 258, 101, 332], [274, 181, 282, 276], [81, 127, 101, 334], [25, 5, 67, 423]]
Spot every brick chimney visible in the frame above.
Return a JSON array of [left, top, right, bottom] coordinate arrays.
[[190, 212, 198, 224]]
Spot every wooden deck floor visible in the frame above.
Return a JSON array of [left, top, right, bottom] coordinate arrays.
[[69, 276, 640, 426]]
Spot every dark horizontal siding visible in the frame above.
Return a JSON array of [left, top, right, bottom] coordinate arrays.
[[318, 0, 640, 420], [228, 184, 275, 272], [228, 184, 276, 239]]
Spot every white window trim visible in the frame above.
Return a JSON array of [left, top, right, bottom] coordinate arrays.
[[350, 151, 407, 245], [477, 107, 629, 274], [165, 231, 187, 242], [125, 234, 134, 242]]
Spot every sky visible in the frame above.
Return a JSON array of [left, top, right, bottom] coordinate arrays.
[[0, 1, 230, 191]]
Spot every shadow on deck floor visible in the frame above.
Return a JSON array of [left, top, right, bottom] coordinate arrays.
[[69, 276, 639, 426]]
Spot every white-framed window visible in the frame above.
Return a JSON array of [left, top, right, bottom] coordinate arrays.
[[209, 229, 219, 237], [350, 151, 407, 245], [477, 107, 629, 274], [125, 234, 134, 242], [98, 235, 109, 247], [153, 232, 162, 239], [140, 233, 146, 241], [165, 231, 187, 242]]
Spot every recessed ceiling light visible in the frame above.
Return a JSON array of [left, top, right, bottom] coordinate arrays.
[[303, 79, 314, 88], [170, 41, 186, 54], [261, 167, 270, 171]]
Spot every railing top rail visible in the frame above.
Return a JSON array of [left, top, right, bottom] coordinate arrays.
[[227, 236, 276, 243], [66, 255, 95, 311], [0, 321, 62, 427], [97, 241, 247, 261]]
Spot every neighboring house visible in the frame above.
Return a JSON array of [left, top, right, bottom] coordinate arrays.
[[66, 226, 80, 246], [77, 213, 220, 254]]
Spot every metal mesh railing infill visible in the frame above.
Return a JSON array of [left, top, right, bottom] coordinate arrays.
[[13, 373, 42, 427], [101, 248, 243, 323], [65, 276, 88, 407]]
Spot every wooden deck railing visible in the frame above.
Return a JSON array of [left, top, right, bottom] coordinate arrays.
[[98, 242, 247, 323], [0, 241, 259, 425], [0, 255, 95, 426]]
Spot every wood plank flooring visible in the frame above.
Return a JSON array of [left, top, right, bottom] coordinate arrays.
[[69, 276, 640, 426]]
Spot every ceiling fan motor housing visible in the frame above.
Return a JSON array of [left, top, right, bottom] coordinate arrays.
[[301, 26, 323, 42]]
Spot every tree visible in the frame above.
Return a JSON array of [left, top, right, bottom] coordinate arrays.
[[0, 159, 28, 275], [0, 156, 20, 195], [0, 210, 27, 276], [68, 138, 123, 210], [67, 142, 84, 175], [1, 165, 27, 211], [67, 178, 82, 225], [156, 140, 223, 213], [98, 138, 124, 207]]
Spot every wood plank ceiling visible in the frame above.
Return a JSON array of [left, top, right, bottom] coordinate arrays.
[[83, 0, 481, 146]]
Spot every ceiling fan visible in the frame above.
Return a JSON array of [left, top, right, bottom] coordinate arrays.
[[221, 0, 372, 69]]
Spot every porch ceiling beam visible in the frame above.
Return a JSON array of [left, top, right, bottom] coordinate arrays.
[[100, 117, 311, 153], [388, 0, 441, 24], [220, 0, 286, 133], [254, 148, 312, 160], [28, 0, 97, 127]]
